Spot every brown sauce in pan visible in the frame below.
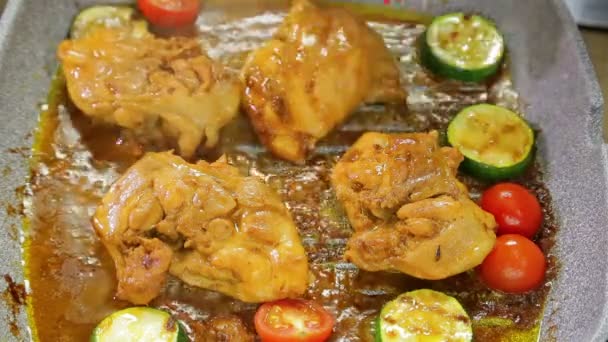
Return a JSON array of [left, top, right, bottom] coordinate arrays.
[[25, 4, 557, 341], [2, 274, 27, 338]]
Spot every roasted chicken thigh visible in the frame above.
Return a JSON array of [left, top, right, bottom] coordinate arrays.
[[93, 152, 309, 304], [241, 0, 405, 163], [331, 131, 496, 279], [58, 26, 241, 158]]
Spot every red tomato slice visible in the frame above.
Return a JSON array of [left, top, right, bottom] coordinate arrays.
[[138, 0, 201, 28], [479, 234, 547, 293], [480, 182, 543, 238], [254, 299, 335, 342]]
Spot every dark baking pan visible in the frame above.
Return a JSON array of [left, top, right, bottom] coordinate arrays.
[[0, 0, 605, 340]]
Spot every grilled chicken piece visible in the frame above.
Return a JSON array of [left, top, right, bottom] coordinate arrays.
[[93, 152, 309, 304], [241, 0, 405, 163], [346, 195, 497, 279], [58, 26, 240, 158], [331, 132, 496, 279]]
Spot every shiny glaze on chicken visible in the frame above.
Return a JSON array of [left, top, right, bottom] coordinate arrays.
[[241, 0, 405, 164], [58, 25, 241, 158], [93, 152, 309, 304], [332, 132, 496, 279]]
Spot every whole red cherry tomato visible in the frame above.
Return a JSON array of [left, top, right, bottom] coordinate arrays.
[[481, 182, 543, 238], [138, 0, 201, 28], [479, 234, 546, 293]]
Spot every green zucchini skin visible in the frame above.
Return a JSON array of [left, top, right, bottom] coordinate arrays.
[[420, 13, 505, 83], [459, 145, 535, 181], [420, 32, 502, 82], [176, 323, 189, 342], [447, 104, 536, 181], [374, 315, 382, 342]]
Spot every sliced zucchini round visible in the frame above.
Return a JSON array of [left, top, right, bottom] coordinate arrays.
[[376, 289, 472, 342], [71, 6, 148, 39], [420, 13, 504, 82], [91, 307, 188, 342], [447, 104, 535, 181]]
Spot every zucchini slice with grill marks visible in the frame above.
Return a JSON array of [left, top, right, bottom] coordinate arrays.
[[90, 307, 188, 342], [375, 289, 472, 342], [447, 104, 535, 181], [420, 12, 504, 82], [71, 6, 148, 39]]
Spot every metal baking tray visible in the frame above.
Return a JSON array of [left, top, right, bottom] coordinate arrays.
[[565, 0, 608, 29], [0, 0, 605, 340]]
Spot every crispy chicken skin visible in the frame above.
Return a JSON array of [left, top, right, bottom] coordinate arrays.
[[241, 0, 405, 164], [331, 132, 496, 280], [58, 27, 241, 158], [93, 152, 309, 304]]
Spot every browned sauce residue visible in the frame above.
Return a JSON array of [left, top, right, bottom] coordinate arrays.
[[2, 274, 26, 338], [6, 147, 30, 159], [6, 203, 23, 217]]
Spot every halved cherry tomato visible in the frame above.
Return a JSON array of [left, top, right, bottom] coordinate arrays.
[[137, 0, 201, 28], [479, 234, 546, 293], [480, 182, 543, 238], [254, 299, 335, 342]]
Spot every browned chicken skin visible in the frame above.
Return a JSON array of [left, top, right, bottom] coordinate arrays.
[[93, 152, 309, 304], [241, 0, 405, 163], [58, 26, 241, 158], [331, 132, 496, 280]]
